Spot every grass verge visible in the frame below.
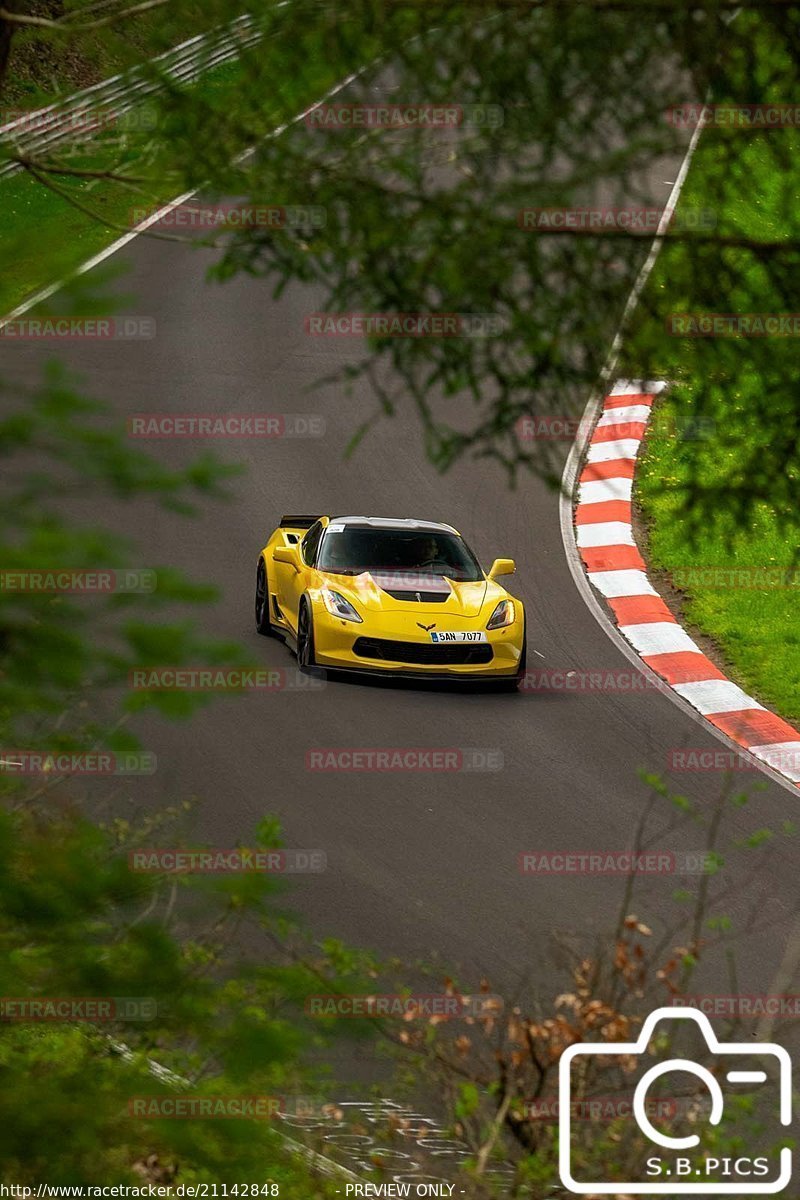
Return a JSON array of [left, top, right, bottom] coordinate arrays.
[[3, 2, 222, 109], [1, 50, 343, 316], [0, 60, 238, 315], [630, 30, 800, 726]]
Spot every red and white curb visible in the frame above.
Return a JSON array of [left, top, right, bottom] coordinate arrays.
[[574, 378, 800, 788]]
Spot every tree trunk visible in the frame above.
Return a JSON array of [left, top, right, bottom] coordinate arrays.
[[0, 15, 14, 98], [0, 2, 67, 98]]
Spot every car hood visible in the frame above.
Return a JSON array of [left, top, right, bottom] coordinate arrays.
[[319, 571, 491, 617]]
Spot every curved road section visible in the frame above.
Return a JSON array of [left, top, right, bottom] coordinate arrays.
[[575, 381, 800, 791], [4, 211, 797, 1087]]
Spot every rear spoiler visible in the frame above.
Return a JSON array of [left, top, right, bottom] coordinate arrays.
[[280, 514, 324, 530]]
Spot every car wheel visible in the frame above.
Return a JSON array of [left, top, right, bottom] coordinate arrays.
[[297, 598, 316, 672], [255, 558, 275, 636], [499, 620, 526, 692], [515, 624, 527, 689]]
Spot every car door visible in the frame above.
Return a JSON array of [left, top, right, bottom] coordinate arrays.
[[281, 520, 323, 633]]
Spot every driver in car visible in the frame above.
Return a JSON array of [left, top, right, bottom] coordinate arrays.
[[414, 535, 449, 572]]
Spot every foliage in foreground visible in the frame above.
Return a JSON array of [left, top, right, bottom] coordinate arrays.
[[0, 370, 348, 1190], [4, 1, 800, 527]]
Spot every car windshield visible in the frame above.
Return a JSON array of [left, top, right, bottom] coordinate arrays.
[[317, 526, 484, 581]]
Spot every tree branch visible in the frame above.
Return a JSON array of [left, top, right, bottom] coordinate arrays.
[[16, 157, 197, 245], [0, 0, 170, 33], [11, 154, 150, 183]]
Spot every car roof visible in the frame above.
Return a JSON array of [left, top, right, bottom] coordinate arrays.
[[329, 516, 460, 535]]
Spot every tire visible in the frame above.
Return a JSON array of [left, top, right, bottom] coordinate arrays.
[[515, 624, 527, 690], [296, 597, 317, 672], [255, 558, 275, 637], [499, 619, 526, 692]]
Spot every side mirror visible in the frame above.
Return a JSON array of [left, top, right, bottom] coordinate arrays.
[[488, 557, 516, 579], [273, 544, 301, 570]]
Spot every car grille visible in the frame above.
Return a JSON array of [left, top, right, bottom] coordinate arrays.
[[353, 637, 493, 666], [380, 589, 449, 603]]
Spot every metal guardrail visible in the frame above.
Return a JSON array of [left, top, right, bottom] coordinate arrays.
[[0, 14, 261, 179]]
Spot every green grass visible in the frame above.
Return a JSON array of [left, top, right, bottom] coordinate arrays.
[[638, 388, 800, 724], [0, 60, 237, 315], [1, 170, 151, 315], [633, 111, 800, 726], [1, 52, 341, 316], [3, 2, 220, 109]]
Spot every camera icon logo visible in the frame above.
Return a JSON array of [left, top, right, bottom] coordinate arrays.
[[558, 1006, 792, 1194]]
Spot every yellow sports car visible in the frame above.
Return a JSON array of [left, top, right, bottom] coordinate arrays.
[[255, 515, 526, 688]]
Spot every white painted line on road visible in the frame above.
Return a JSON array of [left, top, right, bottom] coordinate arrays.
[[2, 56, 405, 1186], [576, 377, 800, 793], [558, 101, 800, 798], [1, 189, 199, 328], [1, 65, 365, 327]]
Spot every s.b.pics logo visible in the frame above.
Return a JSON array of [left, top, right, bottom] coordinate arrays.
[[559, 1007, 792, 1194]]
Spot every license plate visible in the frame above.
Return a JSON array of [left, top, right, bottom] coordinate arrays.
[[430, 630, 487, 643]]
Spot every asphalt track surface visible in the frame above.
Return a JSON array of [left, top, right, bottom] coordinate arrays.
[[5, 181, 798, 1085]]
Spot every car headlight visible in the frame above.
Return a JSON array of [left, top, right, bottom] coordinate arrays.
[[321, 587, 363, 623], [486, 599, 515, 630]]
